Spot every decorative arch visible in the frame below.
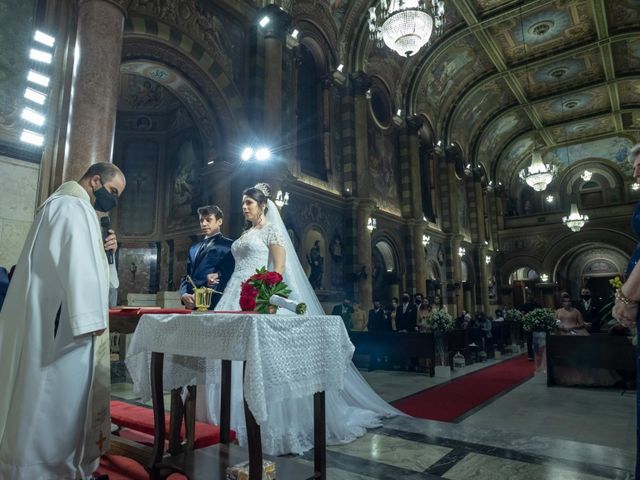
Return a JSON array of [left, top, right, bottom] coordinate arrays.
[[499, 256, 544, 283], [123, 16, 250, 153]]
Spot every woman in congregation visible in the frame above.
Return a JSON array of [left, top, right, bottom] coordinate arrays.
[[198, 183, 401, 455], [553, 293, 619, 386], [611, 143, 640, 479]]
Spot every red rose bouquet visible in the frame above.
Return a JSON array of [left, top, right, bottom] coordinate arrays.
[[240, 266, 307, 314]]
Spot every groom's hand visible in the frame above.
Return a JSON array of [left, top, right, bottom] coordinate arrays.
[[207, 272, 220, 286], [182, 293, 195, 309]]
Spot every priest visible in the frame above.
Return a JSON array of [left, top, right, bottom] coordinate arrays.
[[0, 162, 125, 479]]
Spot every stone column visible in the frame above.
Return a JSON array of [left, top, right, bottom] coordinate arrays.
[[351, 72, 372, 198], [63, 0, 129, 181], [261, 4, 290, 144], [473, 176, 490, 312], [450, 235, 464, 316], [537, 282, 557, 309], [357, 200, 374, 312], [407, 116, 427, 294], [321, 76, 333, 174], [479, 245, 490, 311]]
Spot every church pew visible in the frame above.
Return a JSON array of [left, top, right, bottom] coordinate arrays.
[[349, 331, 435, 375], [546, 334, 636, 387]]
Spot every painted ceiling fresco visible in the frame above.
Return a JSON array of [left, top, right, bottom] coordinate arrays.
[[532, 86, 610, 124], [488, 1, 596, 65], [389, 0, 640, 189], [547, 136, 635, 175]]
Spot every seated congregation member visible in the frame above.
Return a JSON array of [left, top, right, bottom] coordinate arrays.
[[552, 293, 620, 387], [396, 292, 417, 332], [180, 205, 235, 310]]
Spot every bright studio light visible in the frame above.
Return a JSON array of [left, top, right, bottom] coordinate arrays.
[[255, 147, 271, 161], [20, 129, 44, 146], [27, 70, 50, 87], [241, 147, 254, 161], [24, 87, 46, 105], [29, 48, 52, 64], [21, 107, 45, 126], [34, 30, 55, 47]]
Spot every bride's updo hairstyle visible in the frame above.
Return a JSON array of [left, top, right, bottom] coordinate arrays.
[[242, 182, 271, 229]]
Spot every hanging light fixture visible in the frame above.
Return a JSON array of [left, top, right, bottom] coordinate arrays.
[[519, 149, 556, 191], [368, 0, 445, 57], [562, 203, 588, 232]]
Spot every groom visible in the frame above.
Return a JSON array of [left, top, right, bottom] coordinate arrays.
[[180, 205, 235, 309]]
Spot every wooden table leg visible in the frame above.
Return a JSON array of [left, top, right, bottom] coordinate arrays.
[[313, 391, 326, 480], [168, 388, 184, 455], [220, 360, 232, 445], [243, 362, 263, 480], [184, 385, 197, 450], [149, 352, 165, 476]]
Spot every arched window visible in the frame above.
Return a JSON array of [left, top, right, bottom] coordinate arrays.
[[296, 44, 325, 179], [579, 179, 604, 208]]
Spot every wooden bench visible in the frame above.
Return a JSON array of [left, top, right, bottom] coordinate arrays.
[[349, 332, 435, 375], [546, 334, 636, 387]]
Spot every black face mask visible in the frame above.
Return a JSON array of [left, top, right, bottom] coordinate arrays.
[[581, 295, 591, 301], [93, 179, 118, 213]]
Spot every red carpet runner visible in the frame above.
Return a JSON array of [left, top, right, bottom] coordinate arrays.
[[392, 354, 534, 422]]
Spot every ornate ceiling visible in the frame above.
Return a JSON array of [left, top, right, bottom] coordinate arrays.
[[316, 0, 640, 189]]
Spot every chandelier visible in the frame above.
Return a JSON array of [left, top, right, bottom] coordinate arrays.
[[519, 149, 556, 192], [368, 0, 445, 57], [562, 203, 588, 232]]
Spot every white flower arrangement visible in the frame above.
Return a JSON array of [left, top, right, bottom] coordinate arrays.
[[522, 308, 557, 332], [505, 308, 524, 323], [430, 309, 454, 332]]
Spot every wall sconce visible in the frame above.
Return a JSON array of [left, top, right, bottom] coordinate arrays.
[[422, 234, 431, 247], [581, 170, 592, 182], [367, 217, 377, 232], [458, 247, 466, 257], [464, 163, 472, 176], [485, 255, 491, 265], [632, 183, 640, 191], [540, 273, 549, 282], [275, 190, 289, 208], [546, 195, 555, 203]]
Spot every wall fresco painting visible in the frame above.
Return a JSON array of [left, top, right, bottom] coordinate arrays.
[[548, 136, 634, 174], [368, 117, 401, 216], [478, 109, 531, 166]]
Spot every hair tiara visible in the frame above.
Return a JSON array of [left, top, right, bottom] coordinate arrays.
[[254, 182, 271, 199]]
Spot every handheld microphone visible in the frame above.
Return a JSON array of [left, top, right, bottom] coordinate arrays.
[[100, 216, 114, 264]]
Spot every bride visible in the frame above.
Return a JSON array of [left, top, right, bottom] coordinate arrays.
[[198, 182, 401, 455]]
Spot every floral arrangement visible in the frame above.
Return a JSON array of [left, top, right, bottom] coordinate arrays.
[[239, 267, 307, 314], [430, 309, 454, 332], [522, 308, 557, 332], [504, 308, 524, 323]]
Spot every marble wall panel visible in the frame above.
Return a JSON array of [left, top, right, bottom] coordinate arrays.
[[0, 156, 38, 267]]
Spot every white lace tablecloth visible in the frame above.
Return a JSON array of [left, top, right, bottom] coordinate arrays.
[[125, 313, 355, 425]]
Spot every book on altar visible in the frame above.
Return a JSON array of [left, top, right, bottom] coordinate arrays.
[[226, 460, 276, 480]]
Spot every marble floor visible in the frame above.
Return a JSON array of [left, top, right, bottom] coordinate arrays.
[[112, 356, 636, 479]]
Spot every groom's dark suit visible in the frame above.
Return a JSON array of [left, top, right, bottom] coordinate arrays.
[[179, 233, 235, 309]]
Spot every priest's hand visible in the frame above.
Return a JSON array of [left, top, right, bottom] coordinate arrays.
[[182, 293, 195, 309], [104, 229, 118, 253]]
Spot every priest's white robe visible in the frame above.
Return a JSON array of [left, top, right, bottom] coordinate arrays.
[[0, 182, 112, 480]]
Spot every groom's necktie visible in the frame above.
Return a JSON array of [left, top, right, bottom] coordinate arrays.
[[195, 235, 215, 263]]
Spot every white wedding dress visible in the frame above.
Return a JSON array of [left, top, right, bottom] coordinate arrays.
[[198, 203, 401, 455]]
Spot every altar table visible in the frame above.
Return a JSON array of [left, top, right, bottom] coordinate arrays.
[[125, 312, 355, 480]]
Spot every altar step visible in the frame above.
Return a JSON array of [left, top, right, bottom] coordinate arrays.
[[110, 400, 236, 450]]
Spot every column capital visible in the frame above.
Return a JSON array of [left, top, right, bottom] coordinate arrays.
[[350, 71, 372, 96], [80, 0, 131, 16], [406, 115, 423, 135], [259, 4, 291, 40]]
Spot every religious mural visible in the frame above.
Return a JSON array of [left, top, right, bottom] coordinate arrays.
[[117, 245, 159, 304], [117, 140, 159, 237], [450, 78, 515, 152], [548, 117, 615, 143], [367, 117, 401, 216], [547, 136, 635, 175], [165, 133, 203, 229], [477, 109, 531, 164], [0, 0, 37, 159]]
